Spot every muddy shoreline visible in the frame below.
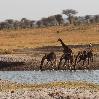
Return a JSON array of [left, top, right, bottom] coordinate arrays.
[[0, 44, 99, 71]]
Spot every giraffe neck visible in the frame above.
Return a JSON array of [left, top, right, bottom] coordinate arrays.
[[41, 56, 46, 66], [59, 40, 72, 53], [59, 40, 68, 50]]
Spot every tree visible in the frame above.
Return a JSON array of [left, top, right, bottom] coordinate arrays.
[[55, 14, 64, 25], [62, 9, 78, 24], [41, 18, 49, 26], [36, 20, 43, 27], [13, 20, 20, 29], [20, 18, 31, 28], [94, 15, 99, 23], [48, 16, 58, 26], [85, 15, 91, 24], [30, 20, 35, 28], [5, 19, 14, 24], [5, 19, 15, 29]]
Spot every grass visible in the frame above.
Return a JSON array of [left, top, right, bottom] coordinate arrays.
[[0, 49, 13, 54], [0, 24, 99, 51], [0, 80, 99, 92]]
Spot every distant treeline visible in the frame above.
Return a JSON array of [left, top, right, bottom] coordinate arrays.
[[0, 9, 99, 30]]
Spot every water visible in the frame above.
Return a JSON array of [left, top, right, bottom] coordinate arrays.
[[0, 70, 99, 84]]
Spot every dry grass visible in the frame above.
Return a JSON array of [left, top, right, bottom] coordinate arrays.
[[0, 80, 99, 92], [0, 49, 13, 54], [0, 24, 99, 50]]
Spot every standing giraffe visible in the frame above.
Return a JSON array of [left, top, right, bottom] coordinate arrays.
[[57, 38, 74, 70]]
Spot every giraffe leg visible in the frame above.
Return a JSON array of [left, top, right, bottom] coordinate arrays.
[[70, 56, 74, 70], [45, 61, 50, 70], [67, 60, 71, 70], [46, 61, 49, 65], [88, 58, 90, 65], [82, 59, 86, 69], [77, 58, 82, 63], [50, 61, 54, 69], [58, 56, 64, 70], [82, 59, 84, 65], [53, 59, 57, 69], [91, 54, 94, 62], [63, 59, 67, 69], [40, 65, 42, 70], [40, 56, 46, 70], [76, 58, 82, 70]]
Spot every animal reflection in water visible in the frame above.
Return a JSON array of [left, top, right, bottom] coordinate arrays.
[[40, 52, 57, 70], [75, 50, 93, 68]]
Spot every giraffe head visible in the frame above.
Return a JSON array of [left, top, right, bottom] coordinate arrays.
[[57, 38, 62, 42], [89, 43, 92, 47]]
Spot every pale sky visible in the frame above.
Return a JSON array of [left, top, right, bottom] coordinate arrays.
[[0, 0, 99, 21]]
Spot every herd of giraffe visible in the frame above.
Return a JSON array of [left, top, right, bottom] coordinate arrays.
[[40, 38, 94, 70]]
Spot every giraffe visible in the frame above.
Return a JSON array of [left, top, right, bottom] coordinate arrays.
[[40, 52, 57, 70], [57, 38, 74, 70], [74, 43, 94, 69]]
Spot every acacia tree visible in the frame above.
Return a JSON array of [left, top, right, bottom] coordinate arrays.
[[85, 15, 91, 24], [48, 16, 58, 26], [94, 15, 99, 23], [62, 9, 78, 24], [41, 18, 49, 27], [36, 20, 43, 27], [55, 14, 63, 25]]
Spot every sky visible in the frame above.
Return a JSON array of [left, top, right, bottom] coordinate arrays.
[[0, 0, 99, 21]]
